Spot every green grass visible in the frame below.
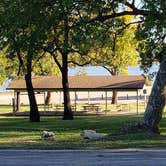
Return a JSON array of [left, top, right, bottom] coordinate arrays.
[[0, 104, 166, 149], [0, 114, 166, 149]]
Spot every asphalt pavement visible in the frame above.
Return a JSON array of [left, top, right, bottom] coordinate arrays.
[[1, 148, 166, 166]]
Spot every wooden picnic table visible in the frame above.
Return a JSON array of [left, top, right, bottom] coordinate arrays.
[[83, 104, 100, 112], [52, 104, 75, 111]]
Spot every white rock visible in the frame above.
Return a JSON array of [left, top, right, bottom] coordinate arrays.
[[80, 130, 102, 140], [41, 130, 55, 141]]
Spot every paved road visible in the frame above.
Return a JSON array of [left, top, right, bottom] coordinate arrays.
[[1, 148, 166, 166]]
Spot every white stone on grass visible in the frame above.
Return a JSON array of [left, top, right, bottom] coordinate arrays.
[[41, 131, 55, 141], [80, 130, 102, 140]]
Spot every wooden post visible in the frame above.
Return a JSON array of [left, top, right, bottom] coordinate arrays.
[[44, 92, 46, 111], [16, 91, 20, 112], [105, 91, 108, 111], [137, 90, 139, 115], [88, 91, 90, 104], [12, 98, 16, 114], [74, 91, 77, 112], [59, 91, 62, 104], [12, 91, 16, 115]]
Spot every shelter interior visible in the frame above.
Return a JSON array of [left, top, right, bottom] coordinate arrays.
[[7, 75, 147, 115]]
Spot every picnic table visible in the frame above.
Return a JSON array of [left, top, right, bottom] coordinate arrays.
[[83, 103, 100, 112], [52, 104, 75, 111]]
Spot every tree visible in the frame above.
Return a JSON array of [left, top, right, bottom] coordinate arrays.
[[1, 0, 165, 128], [71, 0, 165, 132], [0, 0, 99, 120], [135, 1, 166, 133], [108, 0, 165, 133], [82, 0, 165, 133], [91, 15, 139, 104], [0, 0, 48, 122], [38, 1, 109, 120]]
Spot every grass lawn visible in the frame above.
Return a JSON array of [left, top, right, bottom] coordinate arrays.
[[0, 114, 166, 149]]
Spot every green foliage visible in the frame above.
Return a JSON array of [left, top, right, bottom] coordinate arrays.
[[0, 0, 49, 71], [0, 0, 61, 77], [0, 50, 18, 85], [33, 55, 60, 76], [0, 51, 7, 85], [136, 0, 166, 72], [91, 15, 139, 75], [1, 0, 165, 74]]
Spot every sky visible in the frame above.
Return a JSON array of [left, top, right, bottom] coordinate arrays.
[[69, 65, 159, 76]]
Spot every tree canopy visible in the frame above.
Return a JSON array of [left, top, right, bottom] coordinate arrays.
[[0, 0, 166, 126], [90, 15, 139, 75]]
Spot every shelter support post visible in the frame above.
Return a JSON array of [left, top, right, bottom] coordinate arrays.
[[105, 91, 108, 111], [12, 91, 17, 114], [88, 91, 90, 104], [16, 91, 20, 112], [44, 92, 46, 111], [59, 91, 62, 104], [74, 91, 77, 112], [136, 90, 139, 115]]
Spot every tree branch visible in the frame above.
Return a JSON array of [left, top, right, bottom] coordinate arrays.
[[132, 0, 136, 6], [96, 10, 152, 22], [51, 52, 63, 72], [117, 20, 144, 35], [33, 50, 47, 65], [16, 52, 23, 76], [124, 1, 137, 11], [70, 9, 153, 29], [102, 66, 113, 75]]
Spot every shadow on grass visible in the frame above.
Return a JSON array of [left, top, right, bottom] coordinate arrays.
[[0, 115, 142, 132], [0, 115, 166, 148]]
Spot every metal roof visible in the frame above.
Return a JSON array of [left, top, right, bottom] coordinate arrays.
[[7, 75, 145, 91]]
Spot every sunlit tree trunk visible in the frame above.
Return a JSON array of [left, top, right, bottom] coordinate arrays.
[[144, 55, 166, 133]]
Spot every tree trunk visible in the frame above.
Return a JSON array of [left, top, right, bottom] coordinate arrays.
[[16, 52, 23, 112], [45, 91, 51, 105], [25, 57, 40, 122], [16, 92, 20, 112], [111, 70, 118, 104], [111, 90, 118, 104], [62, 53, 73, 120], [143, 55, 166, 133]]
